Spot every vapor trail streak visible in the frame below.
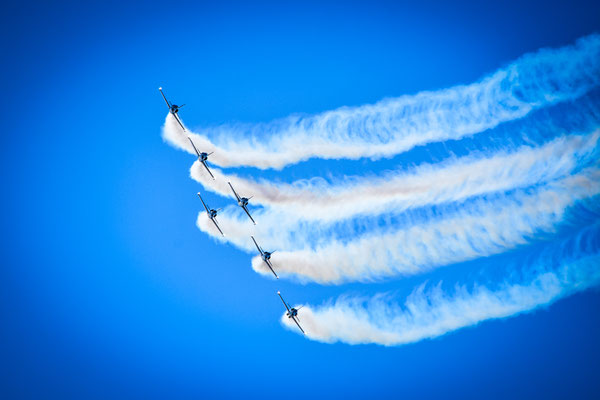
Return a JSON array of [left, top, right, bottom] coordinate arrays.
[[189, 129, 600, 221], [163, 35, 600, 169]]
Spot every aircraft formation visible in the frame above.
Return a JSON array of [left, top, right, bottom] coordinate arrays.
[[160, 87, 305, 335]]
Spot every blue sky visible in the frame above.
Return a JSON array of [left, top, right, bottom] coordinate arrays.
[[2, 1, 600, 398]]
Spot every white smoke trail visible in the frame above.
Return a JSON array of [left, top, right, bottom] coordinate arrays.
[[163, 34, 600, 169], [280, 227, 600, 345], [197, 167, 600, 283], [190, 129, 600, 221]]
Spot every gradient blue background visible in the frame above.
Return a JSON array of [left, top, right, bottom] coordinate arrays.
[[2, 1, 600, 398]]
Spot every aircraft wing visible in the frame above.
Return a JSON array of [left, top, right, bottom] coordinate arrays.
[[173, 114, 186, 131], [242, 206, 256, 225], [251, 236, 263, 255], [292, 316, 305, 334], [202, 161, 215, 180], [187, 137, 201, 157], [277, 291, 291, 312], [228, 182, 241, 202], [211, 217, 224, 236], [197, 192, 210, 213], [265, 259, 278, 279], [159, 87, 171, 108]]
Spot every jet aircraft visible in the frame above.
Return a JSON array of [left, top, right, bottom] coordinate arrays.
[[197, 192, 224, 236], [251, 236, 278, 279], [159, 87, 186, 131], [188, 137, 215, 180], [277, 291, 305, 334], [228, 182, 255, 224]]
